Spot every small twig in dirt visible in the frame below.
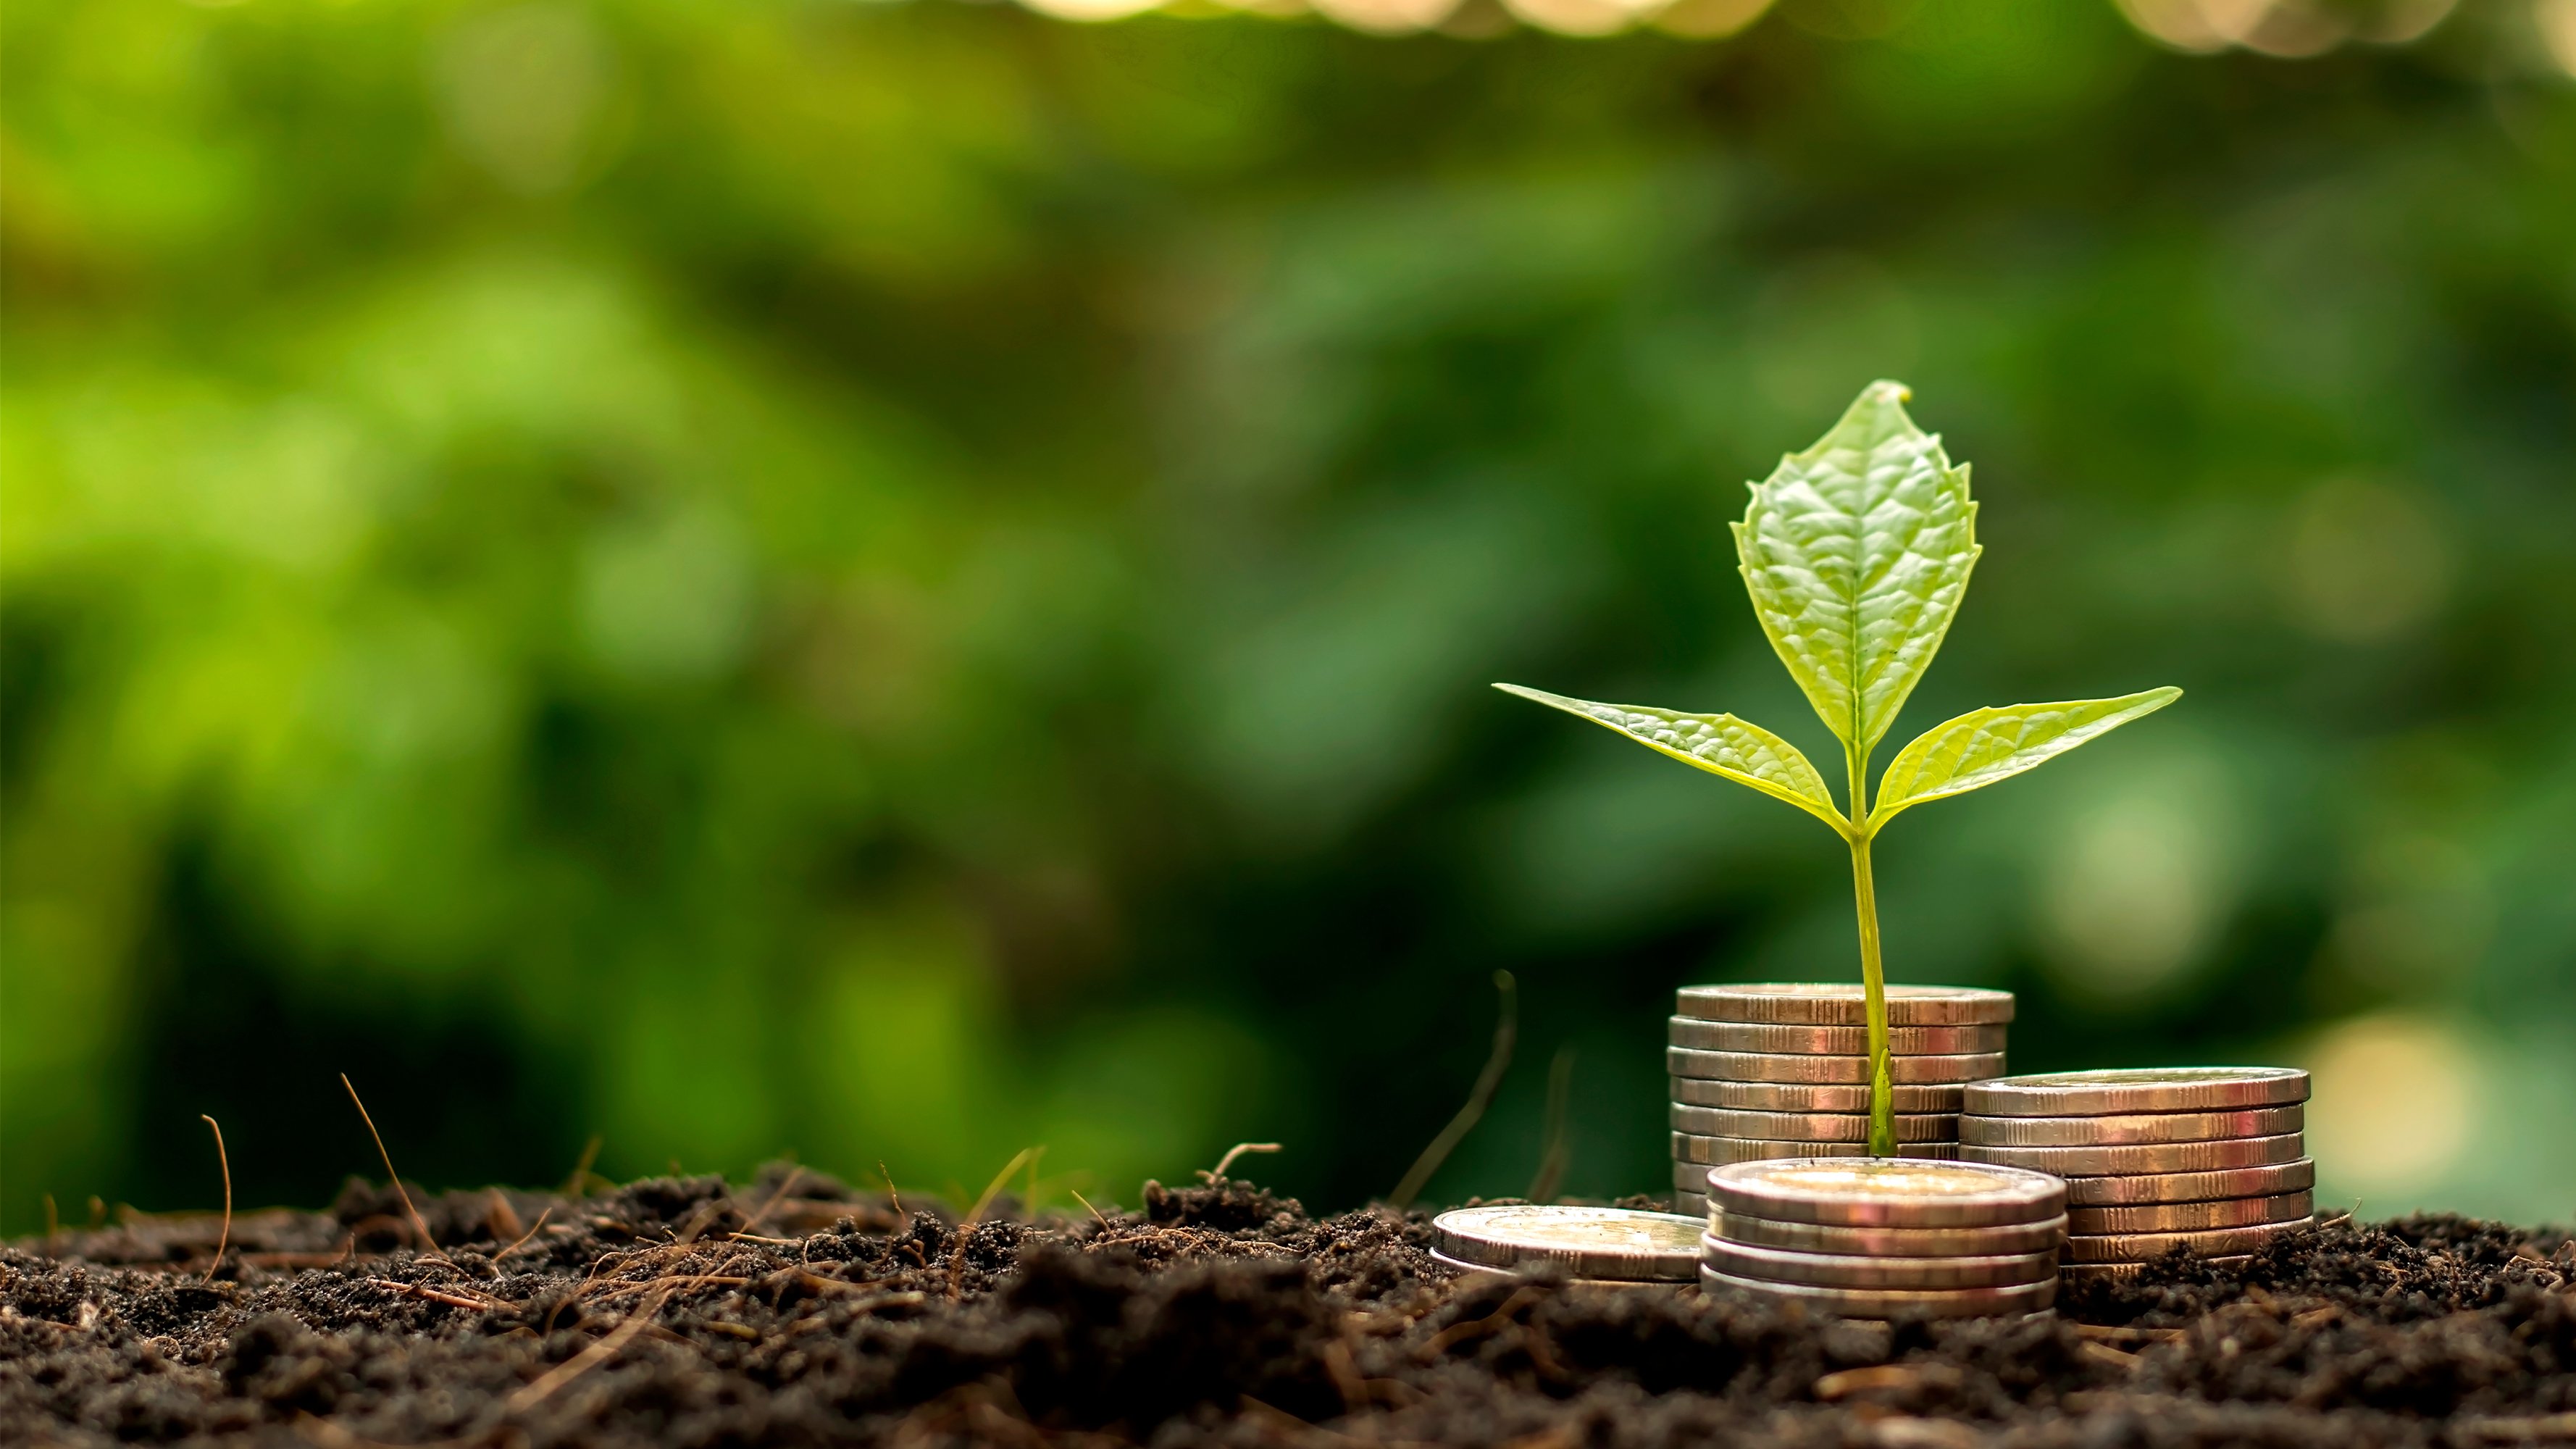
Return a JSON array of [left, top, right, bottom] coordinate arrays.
[[365, 1279, 501, 1311], [43, 1194, 59, 1249], [2075, 1323, 2184, 1344], [509, 1283, 674, 1414], [967, 1148, 1037, 1225], [1527, 1046, 1576, 1203], [1391, 970, 1516, 1208], [200, 1115, 233, 1284], [1069, 1188, 1116, 1231], [1423, 1285, 1543, 1356], [741, 1166, 806, 1234], [494, 1206, 555, 1265], [728, 1231, 801, 1246], [340, 1074, 455, 1267], [878, 1161, 905, 1221], [1201, 1142, 1282, 1182], [562, 1135, 603, 1199]]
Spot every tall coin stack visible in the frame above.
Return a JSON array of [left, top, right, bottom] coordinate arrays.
[[1698, 1158, 2067, 1319], [1670, 984, 2015, 1219], [1957, 1067, 2314, 1281]]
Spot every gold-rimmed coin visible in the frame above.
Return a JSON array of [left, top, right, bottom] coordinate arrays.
[[1668, 1048, 2007, 1085], [1959, 1133, 2304, 1177], [2062, 1219, 2312, 1264], [1669, 1105, 1958, 1142], [2065, 1193, 2312, 1235], [1427, 1248, 1685, 1287], [1674, 1133, 1961, 1166], [1698, 1264, 2056, 1318], [1669, 1078, 1967, 1113], [1676, 984, 2015, 1027], [1675, 1188, 1710, 1220], [1964, 1068, 2308, 1117], [1431, 1205, 1704, 1282], [1702, 1235, 2057, 1290], [2058, 1159, 2314, 1207], [2059, 1254, 2251, 1281], [1668, 1019, 2010, 1056], [1713, 1213, 2065, 1258], [1960, 1106, 2303, 1147], [1674, 1161, 1718, 1193], [1705, 1158, 2065, 1229]]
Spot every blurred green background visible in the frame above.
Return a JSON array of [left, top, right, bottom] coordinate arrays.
[[5, 0, 2574, 1236]]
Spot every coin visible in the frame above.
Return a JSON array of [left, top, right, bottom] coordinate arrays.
[[2059, 1254, 2251, 1282], [1698, 1264, 2057, 1318], [1427, 1248, 1684, 1287], [2065, 1192, 2312, 1235], [1959, 1133, 2304, 1177], [1960, 1106, 2304, 1147], [1674, 1161, 1718, 1193], [1674, 1189, 1710, 1220], [1669, 1105, 1959, 1142], [1431, 1205, 1704, 1282], [2062, 1219, 2312, 1263], [2059, 1159, 2315, 1207], [1963, 1067, 2309, 1117], [1702, 1235, 2057, 1290], [1668, 1019, 2010, 1056], [1712, 1212, 2065, 1258], [1668, 1048, 2007, 1085], [1706, 1158, 2065, 1229], [1674, 1133, 1962, 1166], [1669, 1078, 1967, 1113], [1676, 984, 2015, 1027]]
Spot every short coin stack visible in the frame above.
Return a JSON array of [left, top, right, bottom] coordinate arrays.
[[1431, 1205, 1704, 1285], [1669, 983, 2015, 1218], [1957, 1067, 2314, 1280], [1698, 1158, 2067, 1318]]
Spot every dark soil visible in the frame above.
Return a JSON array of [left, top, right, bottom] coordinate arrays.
[[5, 1167, 2572, 1448]]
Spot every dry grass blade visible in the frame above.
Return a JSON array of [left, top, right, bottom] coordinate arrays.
[[879, 1161, 906, 1221], [741, 1165, 806, 1234], [493, 1206, 555, 1264], [200, 1115, 233, 1284], [1526, 1046, 1576, 1203], [508, 1283, 673, 1413], [967, 1147, 1038, 1226], [340, 1073, 455, 1268], [1391, 970, 1516, 1208], [1203, 1142, 1281, 1182]]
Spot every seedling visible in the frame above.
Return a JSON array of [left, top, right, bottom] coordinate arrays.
[[1499, 381, 2178, 1155]]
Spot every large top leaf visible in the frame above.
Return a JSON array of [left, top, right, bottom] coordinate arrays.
[[1493, 684, 1846, 832], [1870, 688, 2182, 830], [1731, 381, 1980, 754]]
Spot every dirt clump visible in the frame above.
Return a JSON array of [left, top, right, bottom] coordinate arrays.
[[3, 1170, 2569, 1448]]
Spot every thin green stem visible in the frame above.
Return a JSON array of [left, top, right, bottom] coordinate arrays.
[[1846, 743, 1894, 1157]]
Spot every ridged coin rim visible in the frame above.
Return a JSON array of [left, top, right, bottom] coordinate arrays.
[[1674, 1133, 1962, 1165], [1959, 1132, 2305, 1176], [2062, 1218, 2313, 1263], [1668, 1019, 2010, 1056], [1713, 1212, 2067, 1258], [1705, 1158, 2066, 1229], [1698, 1264, 2057, 1317], [2060, 1159, 2315, 1206], [2065, 1192, 2313, 1235], [1676, 984, 2015, 1026], [1431, 1206, 1705, 1280], [1669, 1105, 1960, 1143], [1963, 1068, 2309, 1117], [1670, 1078, 1967, 1113], [1702, 1235, 2059, 1289], [1668, 1048, 2008, 1085], [1960, 1106, 2303, 1147]]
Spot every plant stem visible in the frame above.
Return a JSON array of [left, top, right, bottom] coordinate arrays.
[[1846, 745, 1894, 1157]]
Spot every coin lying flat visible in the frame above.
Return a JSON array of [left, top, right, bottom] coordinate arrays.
[[2062, 1219, 2313, 1264], [1712, 1213, 2066, 1258], [1427, 1248, 1686, 1287], [1431, 1205, 1705, 1282], [1669, 1105, 1959, 1143], [2059, 1254, 2251, 1281], [1960, 1133, 2305, 1177], [1703, 1235, 2057, 1290], [2058, 1158, 2314, 1207], [1674, 1133, 1962, 1166], [1959, 1106, 2304, 1147], [1705, 1158, 2066, 1229], [1676, 984, 2015, 1027], [2065, 1192, 2313, 1235], [1669, 1078, 1967, 1114], [1699, 1264, 2057, 1318], [1668, 1048, 2008, 1085], [1964, 1067, 2309, 1117], [1668, 1019, 2010, 1056]]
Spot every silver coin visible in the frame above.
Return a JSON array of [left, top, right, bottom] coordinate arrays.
[[2060, 1253, 2251, 1281], [1964, 1067, 2309, 1118], [1431, 1205, 1704, 1281], [1705, 1158, 2066, 1229], [2065, 1192, 2313, 1235], [1960, 1105, 2304, 1147], [1668, 1048, 2007, 1085], [1670, 1078, 1967, 1114], [1670, 1105, 1959, 1143], [1673, 1160, 1719, 1192], [1427, 1248, 1684, 1287], [1698, 1264, 2057, 1318], [1668, 1019, 2010, 1056], [1702, 1235, 2057, 1290], [1959, 1133, 2305, 1177], [1713, 1213, 2065, 1258], [1676, 983, 2015, 1027], [1674, 1188, 1711, 1220], [1674, 1133, 1961, 1165], [2058, 1158, 2315, 1207], [2062, 1219, 2312, 1264]]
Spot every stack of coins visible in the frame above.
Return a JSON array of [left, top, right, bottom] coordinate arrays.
[[1669, 984, 2015, 1218], [1697, 1158, 2066, 1318], [1957, 1068, 2314, 1280], [1431, 1205, 1704, 1285]]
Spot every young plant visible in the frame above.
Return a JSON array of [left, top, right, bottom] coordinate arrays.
[[1499, 380, 2179, 1156]]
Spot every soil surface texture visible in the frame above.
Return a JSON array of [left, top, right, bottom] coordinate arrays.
[[4, 1167, 2572, 1448]]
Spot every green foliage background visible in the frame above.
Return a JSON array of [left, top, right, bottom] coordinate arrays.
[[5, 0, 2574, 1232]]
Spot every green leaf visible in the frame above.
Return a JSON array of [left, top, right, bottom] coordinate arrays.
[[1868, 687, 2183, 831], [1732, 380, 1980, 754], [1493, 683, 1847, 833]]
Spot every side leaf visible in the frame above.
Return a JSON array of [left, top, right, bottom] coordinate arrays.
[[1732, 380, 1980, 753], [1868, 688, 2183, 831], [1494, 683, 1847, 834]]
